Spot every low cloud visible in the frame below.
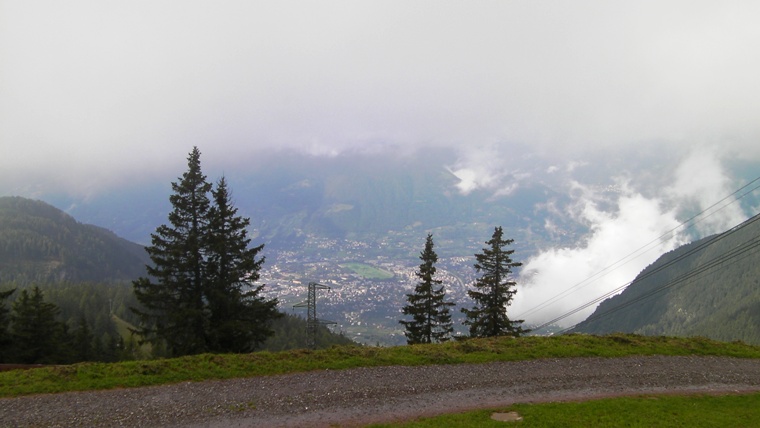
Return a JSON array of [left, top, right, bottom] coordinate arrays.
[[513, 152, 750, 328], [448, 145, 510, 194], [667, 149, 747, 235], [515, 184, 685, 327]]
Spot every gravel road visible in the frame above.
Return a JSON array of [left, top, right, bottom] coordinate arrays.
[[2, 356, 760, 427]]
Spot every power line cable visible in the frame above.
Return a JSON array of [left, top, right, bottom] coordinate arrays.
[[531, 211, 760, 332], [517, 176, 760, 321], [555, 233, 760, 334]]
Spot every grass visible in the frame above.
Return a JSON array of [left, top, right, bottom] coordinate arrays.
[[1, 334, 759, 398], [341, 262, 395, 280], [367, 392, 760, 427]]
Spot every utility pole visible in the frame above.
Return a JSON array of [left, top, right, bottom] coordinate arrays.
[[294, 282, 336, 349]]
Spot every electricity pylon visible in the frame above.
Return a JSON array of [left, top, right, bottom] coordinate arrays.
[[294, 282, 336, 349]]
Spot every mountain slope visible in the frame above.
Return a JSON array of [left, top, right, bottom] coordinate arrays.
[[0, 196, 149, 283], [60, 151, 586, 251], [572, 214, 760, 344]]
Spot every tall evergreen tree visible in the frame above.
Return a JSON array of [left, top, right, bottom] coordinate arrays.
[[133, 148, 280, 356], [399, 233, 455, 344], [132, 147, 213, 356], [205, 176, 279, 353], [461, 226, 526, 337], [72, 316, 96, 362], [0, 288, 15, 362], [10, 287, 68, 364]]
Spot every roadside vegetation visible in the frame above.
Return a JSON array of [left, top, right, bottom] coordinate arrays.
[[2, 333, 760, 398], [368, 392, 760, 428]]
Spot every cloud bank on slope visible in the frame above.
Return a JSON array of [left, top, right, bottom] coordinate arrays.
[[513, 151, 754, 327]]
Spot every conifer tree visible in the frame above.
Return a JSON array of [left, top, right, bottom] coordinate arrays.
[[10, 287, 68, 363], [462, 226, 526, 337], [0, 288, 15, 362], [133, 147, 213, 356], [72, 316, 96, 362], [205, 176, 279, 353], [400, 233, 455, 344], [133, 148, 279, 356]]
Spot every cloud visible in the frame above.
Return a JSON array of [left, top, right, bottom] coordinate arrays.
[[667, 149, 747, 235], [515, 183, 686, 327], [513, 152, 752, 328], [447, 144, 513, 194], [2, 2, 760, 196]]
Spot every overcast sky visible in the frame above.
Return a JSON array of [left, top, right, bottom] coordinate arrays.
[[2, 1, 760, 196]]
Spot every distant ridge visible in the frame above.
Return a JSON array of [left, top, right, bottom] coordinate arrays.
[[0, 196, 149, 283], [572, 214, 760, 345]]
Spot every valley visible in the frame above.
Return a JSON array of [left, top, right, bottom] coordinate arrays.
[[260, 231, 485, 346]]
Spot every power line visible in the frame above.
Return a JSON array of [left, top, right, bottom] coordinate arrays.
[[556, 234, 760, 334], [516, 176, 760, 322], [531, 211, 760, 333]]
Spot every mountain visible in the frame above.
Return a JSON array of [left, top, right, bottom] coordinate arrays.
[[60, 151, 588, 251], [571, 214, 760, 345], [0, 196, 150, 283]]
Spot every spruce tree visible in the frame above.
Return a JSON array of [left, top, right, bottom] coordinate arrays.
[[10, 287, 68, 364], [462, 226, 526, 337], [0, 288, 15, 362], [133, 148, 279, 356], [205, 176, 279, 353], [132, 147, 213, 356], [72, 316, 96, 362], [400, 233, 455, 344]]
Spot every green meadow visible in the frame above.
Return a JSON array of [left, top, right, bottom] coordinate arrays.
[[341, 262, 395, 280], [2, 334, 759, 398]]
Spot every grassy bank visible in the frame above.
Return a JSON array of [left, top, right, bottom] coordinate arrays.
[[1, 334, 759, 398], [368, 392, 760, 427]]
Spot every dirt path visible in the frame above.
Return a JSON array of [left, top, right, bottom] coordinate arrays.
[[2, 356, 760, 427]]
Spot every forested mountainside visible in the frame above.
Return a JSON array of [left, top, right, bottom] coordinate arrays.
[[0, 281, 355, 364], [0, 197, 355, 363], [572, 214, 760, 345], [61, 151, 585, 253], [0, 196, 150, 283]]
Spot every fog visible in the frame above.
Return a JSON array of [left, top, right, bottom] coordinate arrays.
[[3, 1, 760, 197]]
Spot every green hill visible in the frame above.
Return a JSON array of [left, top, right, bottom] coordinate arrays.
[[572, 214, 760, 344], [0, 196, 150, 283], [0, 197, 355, 354]]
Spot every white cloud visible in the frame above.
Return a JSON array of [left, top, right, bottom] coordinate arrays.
[[667, 149, 747, 235], [447, 144, 512, 194], [514, 182, 686, 327], [512, 149, 756, 328]]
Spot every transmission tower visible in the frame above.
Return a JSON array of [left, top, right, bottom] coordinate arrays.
[[294, 282, 336, 349]]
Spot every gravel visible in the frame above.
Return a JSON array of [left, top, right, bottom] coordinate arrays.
[[2, 356, 760, 427]]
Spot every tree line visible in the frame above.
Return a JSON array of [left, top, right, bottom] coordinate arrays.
[[0, 281, 355, 364], [0, 285, 132, 364]]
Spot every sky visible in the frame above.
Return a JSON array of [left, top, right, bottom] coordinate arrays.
[[2, 1, 760, 327], [2, 1, 760, 196]]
